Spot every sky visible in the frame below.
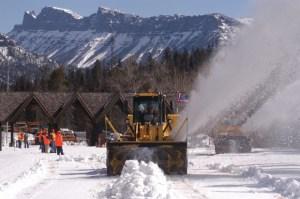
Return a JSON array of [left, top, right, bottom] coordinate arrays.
[[0, 0, 255, 33]]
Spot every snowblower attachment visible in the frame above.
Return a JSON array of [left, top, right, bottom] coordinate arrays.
[[107, 141, 187, 175], [105, 92, 188, 176]]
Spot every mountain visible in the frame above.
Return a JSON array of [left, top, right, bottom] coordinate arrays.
[[0, 33, 57, 83], [8, 6, 242, 68]]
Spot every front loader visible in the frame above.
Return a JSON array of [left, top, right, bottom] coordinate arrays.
[[105, 92, 187, 175]]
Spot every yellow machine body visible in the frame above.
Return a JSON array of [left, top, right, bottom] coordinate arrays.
[[106, 92, 187, 175]]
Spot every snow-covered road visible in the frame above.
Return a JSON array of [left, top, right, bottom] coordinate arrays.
[[1, 145, 300, 199], [0, 146, 109, 199]]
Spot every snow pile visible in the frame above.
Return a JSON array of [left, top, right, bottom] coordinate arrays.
[[0, 160, 47, 199], [101, 160, 169, 199], [243, 167, 300, 199], [208, 163, 300, 199]]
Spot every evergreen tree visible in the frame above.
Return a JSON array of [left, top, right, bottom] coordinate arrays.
[[91, 60, 102, 91], [48, 67, 67, 91]]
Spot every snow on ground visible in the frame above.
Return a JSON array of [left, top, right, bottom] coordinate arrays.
[[1, 146, 300, 199], [0, 147, 47, 199], [0, 145, 107, 199], [187, 148, 300, 199]]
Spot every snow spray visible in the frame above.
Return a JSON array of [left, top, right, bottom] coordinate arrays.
[[177, 0, 300, 147], [131, 147, 156, 163]]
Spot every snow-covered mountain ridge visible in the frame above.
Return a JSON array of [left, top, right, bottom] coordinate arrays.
[[9, 6, 242, 67], [0, 33, 57, 83]]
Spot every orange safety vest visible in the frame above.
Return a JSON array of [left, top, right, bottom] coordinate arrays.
[[55, 133, 63, 147], [18, 132, 24, 141], [43, 135, 50, 145]]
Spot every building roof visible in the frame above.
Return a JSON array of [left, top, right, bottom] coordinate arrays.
[[0, 92, 177, 124], [0, 92, 30, 122], [0, 92, 129, 123]]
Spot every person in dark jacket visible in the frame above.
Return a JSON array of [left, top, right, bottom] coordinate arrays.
[[24, 133, 29, 148]]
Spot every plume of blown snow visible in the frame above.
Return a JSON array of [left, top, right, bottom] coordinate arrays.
[[176, 0, 300, 141]]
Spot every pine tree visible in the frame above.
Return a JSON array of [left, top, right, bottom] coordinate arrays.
[[48, 67, 67, 91], [91, 60, 102, 91]]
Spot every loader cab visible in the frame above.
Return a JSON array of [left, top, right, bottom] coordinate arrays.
[[133, 93, 166, 124]]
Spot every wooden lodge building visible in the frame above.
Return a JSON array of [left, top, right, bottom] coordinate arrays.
[[0, 92, 132, 145]]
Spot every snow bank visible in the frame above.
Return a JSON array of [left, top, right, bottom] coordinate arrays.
[[0, 160, 47, 199], [100, 160, 170, 199], [208, 163, 300, 199]]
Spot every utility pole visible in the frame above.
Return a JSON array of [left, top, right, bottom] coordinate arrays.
[[6, 65, 14, 147], [6, 122, 8, 146], [0, 122, 2, 151], [6, 64, 9, 92]]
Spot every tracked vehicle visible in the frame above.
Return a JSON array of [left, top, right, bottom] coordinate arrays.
[[105, 92, 187, 176]]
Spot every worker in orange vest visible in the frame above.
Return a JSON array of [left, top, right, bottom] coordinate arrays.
[[55, 130, 64, 155], [17, 131, 24, 148], [40, 129, 48, 153], [37, 131, 41, 143], [43, 134, 50, 153]]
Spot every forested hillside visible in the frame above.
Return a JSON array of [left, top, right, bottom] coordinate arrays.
[[2, 48, 213, 92]]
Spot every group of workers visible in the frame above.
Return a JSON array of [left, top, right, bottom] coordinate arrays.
[[36, 129, 64, 155]]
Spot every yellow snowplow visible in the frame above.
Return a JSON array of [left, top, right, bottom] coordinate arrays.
[[105, 92, 187, 175], [213, 125, 251, 154]]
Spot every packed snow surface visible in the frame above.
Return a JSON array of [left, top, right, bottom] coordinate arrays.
[[2, 146, 300, 199], [208, 163, 300, 199], [101, 160, 169, 199]]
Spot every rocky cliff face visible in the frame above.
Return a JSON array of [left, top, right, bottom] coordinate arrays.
[[9, 6, 241, 67], [0, 33, 57, 83]]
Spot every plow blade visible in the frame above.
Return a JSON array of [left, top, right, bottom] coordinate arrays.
[[106, 141, 187, 176]]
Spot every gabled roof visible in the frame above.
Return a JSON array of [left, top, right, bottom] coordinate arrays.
[[80, 92, 112, 116], [7, 93, 52, 123], [96, 92, 131, 121], [0, 92, 31, 122], [54, 93, 95, 123], [0, 92, 132, 124], [34, 92, 73, 116]]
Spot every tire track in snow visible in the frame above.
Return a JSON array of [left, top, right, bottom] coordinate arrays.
[[16, 158, 59, 199], [169, 176, 208, 199], [17, 153, 106, 199], [0, 158, 49, 199]]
